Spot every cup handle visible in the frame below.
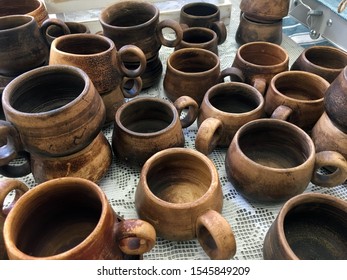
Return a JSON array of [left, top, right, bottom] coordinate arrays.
[[252, 77, 267, 95], [173, 96, 199, 128], [115, 219, 156, 255], [270, 105, 293, 121], [117, 45, 147, 78], [156, 19, 183, 48], [219, 67, 245, 83], [195, 117, 223, 155], [196, 209, 236, 260], [120, 77, 143, 98], [211, 21, 227, 44], [40, 18, 71, 46], [311, 151, 347, 187]]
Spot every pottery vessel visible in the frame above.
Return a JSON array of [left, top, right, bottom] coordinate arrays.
[[45, 21, 90, 44], [240, 0, 290, 22]]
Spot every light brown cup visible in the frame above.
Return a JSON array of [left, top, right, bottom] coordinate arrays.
[[265, 70, 330, 131], [240, 0, 290, 22], [195, 82, 265, 155], [263, 193, 347, 259], [2, 177, 156, 259], [112, 96, 198, 166], [225, 118, 347, 203], [135, 147, 236, 260]]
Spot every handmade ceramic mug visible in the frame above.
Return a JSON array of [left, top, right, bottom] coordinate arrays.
[[2, 177, 156, 259], [135, 147, 236, 260], [195, 82, 265, 155], [291, 46, 347, 83], [263, 193, 347, 259], [265, 70, 330, 131], [164, 48, 244, 105], [179, 2, 227, 44], [45, 21, 91, 44], [230, 41, 289, 95], [225, 118, 347, 203], [240, 0, 290, 22], [112, 96, 198, 166]]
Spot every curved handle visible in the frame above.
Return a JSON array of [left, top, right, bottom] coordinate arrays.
[[210, 21, 227, 44], [40, 18, 71, 46], [120, 77, 143, 98], [219, 67, 245, 83], [196, 209, 236, 260], [270, 105, 293, 121], [156, 19, 183, 48], [115, 219, 156, 256], [311, 151, 347, 187], [117, 45, 147, 78], [173, 96, 199, 128], [195, 117, 223, 155], [252, 77, 267, 96]]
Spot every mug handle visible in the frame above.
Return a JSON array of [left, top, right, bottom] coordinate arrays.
[[0, 179, 29, 217], [252, 77, 267, 96], [120, 77, 143, 98], [219, 67, 245, 83], [211, 21, 227, 44], [40, 18, 71, 46], [173, 96, 199, 128], [270, 105, 293, 121], [195, 117, 223, 155], [311, 151, 347, 187], [115, 219, 156, 255], [117, 45, 147, 78], [195, 209, 236, 260], [156, 19, 184, 48]]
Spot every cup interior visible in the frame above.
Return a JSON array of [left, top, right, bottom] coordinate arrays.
[[0, 0, 40, 16], [0, 15, 32, 30], [183, 3, 218, 17], [284, 201, 347, 259], [305, 47, 347, 69], [239, 43, 287, 66], [182, 28, 215, 44], [146, 151, 212, 204]]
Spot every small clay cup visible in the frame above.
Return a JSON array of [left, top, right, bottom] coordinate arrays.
[[2, 177, 156, 259], [263, 193, 347, 259], [291, 46, 347, 83], [135, 147, 236, 260], [230, 41, 289, 95], [225, 118, 347, 203], [164, 48, 244, 105], [179, 2, 227, 44], [46, 21, 90, 44], [112, 96, 198, 166], [265, 70, 330, 131], [240, 0, 290, 22], [324, 66, 347, 133], [195, 82, 265, 155]]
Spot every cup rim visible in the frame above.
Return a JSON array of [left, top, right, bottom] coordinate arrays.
[[181, 2, 219, 18], [0, 14, 34, 32]]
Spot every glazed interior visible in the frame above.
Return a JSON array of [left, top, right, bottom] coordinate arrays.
[[238, 121, 312, 168], [239, 43, 287, 66], [55, 35, 110, 55], [170, 50, 218, 73], [284, 202, 347, 259], [305, 47, 347, 69], [146, 152, 211, 204], [10, 184, 102, 257]]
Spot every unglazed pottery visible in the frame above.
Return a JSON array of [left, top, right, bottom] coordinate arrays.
[[112, 96, 198, 166], [263, 193, 347, 259], [3, 177, 156, 259], [46, 21, 90, 44], [240, 0, 290, 22], [225, 119, 347, 203], [195, 82, 265, 155], [135, 147, 236, 260]]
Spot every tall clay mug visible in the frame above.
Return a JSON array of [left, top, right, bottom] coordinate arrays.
[[112, 96, 199, 166], [225, 119, 347, 203], [195, 82, 265, 155], [2, 177, 156, 259], [135, 148, 237, 260]]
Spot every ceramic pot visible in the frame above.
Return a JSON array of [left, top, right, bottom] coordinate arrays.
[[240, 0, 290, 22]]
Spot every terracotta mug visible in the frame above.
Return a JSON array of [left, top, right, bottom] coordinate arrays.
[[265, 70, 330, 131], [195, 82, 265, 155], [0, 65, 106, 176], [0, 179, 29, 260], [164, 48, 244, 105], [240, 0, 290, 22], [291, 46, 347, 83], [263, 193, 347, 259], [230, 41, 289, 95], [179, 2, 227, 44], [0, 0, 49, 26], [45, 21, 91, 44], [0, 15, 70, 77], [2, 177, 156, 259], [135, 147, 237, 260], [225, 118, 347, 203], [112, 96, 198, 166]]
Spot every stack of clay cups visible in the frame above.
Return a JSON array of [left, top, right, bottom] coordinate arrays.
[[236, 0, 290, 45]]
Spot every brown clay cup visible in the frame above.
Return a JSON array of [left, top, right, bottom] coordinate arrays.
[[112, 96, 199, 166], [324, 66, 347, 133], [265, 70, 330, 131], [135, 147, 237, 260], [291, 46, 347, 83], [0, 179, 29, 260], [2, 177, 156, 259], [45, 21, 91, 44], [240, 0, 290, 22], [263, 193, 347, 259], [195, 82, 265, 155], [225, 118, 347, 203], [164, 48, 244, 105], [179, 2, 227, 44], [230, 41, 289, 95]]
